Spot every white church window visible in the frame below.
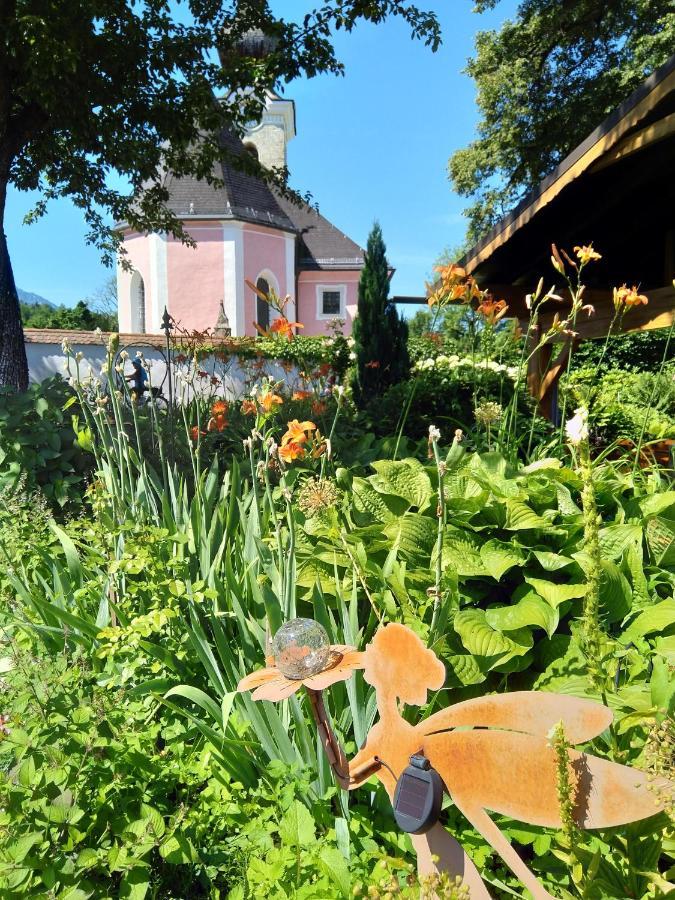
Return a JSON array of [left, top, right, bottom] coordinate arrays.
[[130, 271, 146, 333], [316, 284, 345, 320]]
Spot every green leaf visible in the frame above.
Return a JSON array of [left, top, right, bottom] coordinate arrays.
[[442, 531, 487, 576], [622, 599, 675, 643], [370, 458, 432, 509], [159, 834, 198, 864], [164, 685, 223, 725], [9, 832, 42, 863], [598, 560, 632, 624], [454, 609, 533, 663], [480, 539, 525, 580], [532, 550, 574, 571], [504, 500, 548, 530], [318, 847, 350, 897], [598, 524, 642, 560], [352, 478, 409, 523], [75, 848, 99, 870], [49, 521, 82, 586], [524, 576, 587, 608], [278, 799, 315, 849], [640, 491, 675, 519], [445, 654, 488, 686], [119, 866, 150, 899], [383, 512, 437, 558], [486, 592, 558, 638]]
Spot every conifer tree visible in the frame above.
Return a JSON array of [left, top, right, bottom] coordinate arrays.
[[353, 222, 409, 405]]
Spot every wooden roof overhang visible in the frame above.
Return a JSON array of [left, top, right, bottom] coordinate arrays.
[[458, 54, 675, 337]]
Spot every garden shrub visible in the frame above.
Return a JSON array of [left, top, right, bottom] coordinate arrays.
[[0, 376, 89, 507], [565, 365, 675, 444]]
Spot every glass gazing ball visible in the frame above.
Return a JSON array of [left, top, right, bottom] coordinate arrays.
[[272, 618, 330, 680]]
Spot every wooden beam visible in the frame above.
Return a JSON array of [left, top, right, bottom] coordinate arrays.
[[480, 283, 675, 338]]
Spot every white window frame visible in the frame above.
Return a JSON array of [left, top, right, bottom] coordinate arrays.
[[315, 284, 346, 320]]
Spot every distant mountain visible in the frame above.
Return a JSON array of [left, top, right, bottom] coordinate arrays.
[[18, 288, 56, 308]]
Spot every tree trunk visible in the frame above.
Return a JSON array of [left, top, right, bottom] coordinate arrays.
[[0, 190, 29, 392]]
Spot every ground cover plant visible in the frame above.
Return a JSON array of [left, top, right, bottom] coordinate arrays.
[[1, 252, 674, 898]]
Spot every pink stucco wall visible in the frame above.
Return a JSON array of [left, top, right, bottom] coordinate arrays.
[[297, 271, 359, 336], [242, 224, 291, 337], [167, 225, 224, 333], [118, 232, 151, 333]]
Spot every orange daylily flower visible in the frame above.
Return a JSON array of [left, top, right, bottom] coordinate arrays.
[[241, 398, 257, 416], [311, 399, 327, 416], [613, 284, 648, 311], [259, 392, 283, 413], [292, 390, 313, 401], [281, 419, 317, 446], [238, 645, 363, 701], [190, 426, 205, 442], [270, 317, 304, 340], [278, 440, 306, 463], [476, 297, 509, 325], [207, 414, 227, 433], [365, 360, 380, 369], [211, 400, 228, 416], [574, 244, 602, 265]]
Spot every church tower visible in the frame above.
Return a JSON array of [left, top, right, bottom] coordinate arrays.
[[242, 90, 296, 170]]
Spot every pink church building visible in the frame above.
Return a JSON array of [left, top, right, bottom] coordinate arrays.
[[117, 90, 365, 337]]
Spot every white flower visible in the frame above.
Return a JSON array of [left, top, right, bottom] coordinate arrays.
[[61, 339, 72, 355], [565, 407, 589, 446], [428, 425, 441, 442], [347, 337, 355, 348], [75, 351, 84, 362], [454, 429, 464, 443], [94, 327, 102, 337], [349, 351, 356, 361], [120, 350, 129, 361]]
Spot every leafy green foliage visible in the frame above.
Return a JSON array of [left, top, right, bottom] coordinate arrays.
[[0, 376, 88, 506], [352, 223, 409, 404], [20, 300, 117, 331], [450, 1, 675, 240]]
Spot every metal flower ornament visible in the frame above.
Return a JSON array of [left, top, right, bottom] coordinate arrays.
[[239, 621, 673, 899]]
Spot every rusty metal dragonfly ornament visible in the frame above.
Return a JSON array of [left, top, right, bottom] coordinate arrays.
[[239, 621, 672, 900]]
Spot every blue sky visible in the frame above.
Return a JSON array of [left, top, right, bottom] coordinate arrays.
[[6, 1, 518, 309]]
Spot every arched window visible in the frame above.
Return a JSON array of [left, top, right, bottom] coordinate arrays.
[[256, 277, 270, 331], [130, 271, 146, 333], [243, 142, 259, 161]]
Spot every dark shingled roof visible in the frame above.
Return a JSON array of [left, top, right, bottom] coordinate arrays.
[[158, 129, 296, 232], [127, 129, 364, 272], [275, 193, 365, 271]]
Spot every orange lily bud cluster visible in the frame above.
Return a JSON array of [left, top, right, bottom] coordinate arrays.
[[426, 263, 481, 307]]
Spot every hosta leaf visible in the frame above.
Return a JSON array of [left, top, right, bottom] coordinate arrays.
[[598, 524, 642, 560], [370, 458, 432, 509], [640, 491, 675, 519], [384, 512, 437, 558], [480, 539, 525, 581], [352, 478, 409, 523], [556, 483, 581, 516], [445, 654, 488, 686], [598, 560, 632, 624], [621, 599, 675, 643], [532, 550, 575, 571], [504, 500, 548, 530], [624, 542, 650, 609], [520, 458, 562, 473], [524, 576, 587, 608], [645, 516, 675, 566], [453, 609, 533, 663], [442, 533, 487, 577], [486, 592, 558, 638]]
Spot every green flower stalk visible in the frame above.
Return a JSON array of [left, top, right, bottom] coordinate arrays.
[[566, 406, 604, 691], [549, 720, 579, 850]]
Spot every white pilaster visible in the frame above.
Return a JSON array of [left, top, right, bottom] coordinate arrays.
[[223, 223, 245, 336], [149, 232, 168, 333], [284, 233, 296, 323]]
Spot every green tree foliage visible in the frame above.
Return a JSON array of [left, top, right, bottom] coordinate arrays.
[[0, 2, 440, 391], [449, 0, 675, 242], [352, 222, 410, 404], [21, 300, 117, 331]]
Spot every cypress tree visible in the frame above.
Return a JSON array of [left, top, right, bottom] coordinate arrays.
[[353, 222, 409, 405]]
